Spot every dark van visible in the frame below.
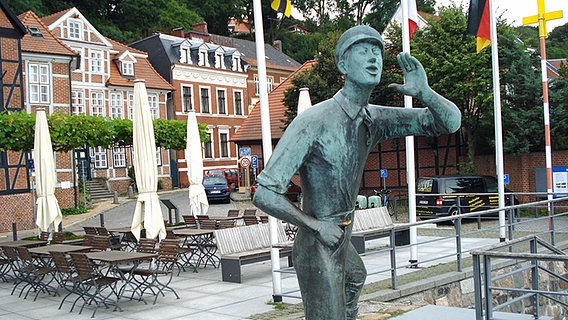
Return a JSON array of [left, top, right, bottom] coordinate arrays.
[[416, 175, 516, 219]]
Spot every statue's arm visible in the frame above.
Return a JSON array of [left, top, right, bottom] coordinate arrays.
[[253, 187, 344, 248], [388, 52, 461, 134]]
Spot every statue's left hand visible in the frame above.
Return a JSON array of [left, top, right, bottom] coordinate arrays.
[[388, 52, 429, 100]]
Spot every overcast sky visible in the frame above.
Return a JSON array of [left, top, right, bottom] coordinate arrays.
[[436, 0, 567, 31]]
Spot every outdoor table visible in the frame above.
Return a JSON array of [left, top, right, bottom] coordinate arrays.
[[0, 240, 47, 248], [29, 244, 92, 256], [172, 228, 218, 268], [106, 227, 137, 251]]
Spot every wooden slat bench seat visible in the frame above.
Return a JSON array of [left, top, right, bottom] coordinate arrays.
[[351, 207, 409, 254], [214, 222, 292, 283]]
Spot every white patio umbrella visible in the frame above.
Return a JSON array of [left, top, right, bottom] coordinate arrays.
[[185, 111, 209, 216], [130, 79, 166, 240], [34, 109, 62, 233]]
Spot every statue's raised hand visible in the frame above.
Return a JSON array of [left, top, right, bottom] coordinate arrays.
[[388, 52, 430, 100]]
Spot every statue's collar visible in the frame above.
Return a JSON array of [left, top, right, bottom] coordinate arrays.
[[333, 90, 367, 120]]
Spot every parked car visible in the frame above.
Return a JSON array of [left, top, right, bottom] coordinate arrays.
[[416, 175, 518, 220], [203, 175, 231, 203], [250, 181, 302, 202], [205, 168, 238, 189]]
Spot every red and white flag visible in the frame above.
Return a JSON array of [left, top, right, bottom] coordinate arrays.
[[407, 0, 418, 40]]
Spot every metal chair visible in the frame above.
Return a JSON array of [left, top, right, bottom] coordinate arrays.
[[14, 246, 57, 301], [69, 253, 122, 317], [50, 251, 80, 311], [243, 209, 257, 216], [227, 209, 240, 217], [182, 215, 198, 228], [122, 239, 180, 304]]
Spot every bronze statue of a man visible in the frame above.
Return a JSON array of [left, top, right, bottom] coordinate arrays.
[[252, 25, 461, 320]]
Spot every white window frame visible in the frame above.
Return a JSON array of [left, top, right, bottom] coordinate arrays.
[[90, 92, 105, 116], [182, 85, 193, 112], [233, 90, 243, 115], [121, 61, 134, 76], [215, 52, 224, 69], [200, 87, 210, 113], [90, 50, 103, 73], [217, 88, 227, 115], [198, 48, 208, 67], [127, 92, 134, 120], [72, 90, 85, 115], [148, 94, 159, 119], [232, 55, 241, 71], [92, 146, 108, 169], [155, 148, 162, 166], [203, 131, 213, 159], [28, 63, 50, 104], [218, 129, 229, 158], [112, 146, 126, 168], [110, 92, 124, 119], [254, 75, 274, 95], [68, 19, 82, 40]]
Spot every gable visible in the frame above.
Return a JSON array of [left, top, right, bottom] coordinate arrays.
[[0, 1, 26, 39], [44, 7, 111, 48]]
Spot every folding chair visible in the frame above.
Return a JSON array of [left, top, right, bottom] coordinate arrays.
[[51, 232, 65, 244], [218, 220, 235, 229], [50, 251, 81, 311], [123, 239, 180, 304], [243, 215, 260, 226], [182, 215, 198, 228], [69, 253, 122, 318], [199, 219, 218, 229], [83, 227, 98, 235], [14, 246, 57, 301], [0, 247, 12, 282], [243, 209, 257, 216]]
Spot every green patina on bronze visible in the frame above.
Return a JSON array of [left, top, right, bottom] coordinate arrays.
[[253, 25, 461, 320]]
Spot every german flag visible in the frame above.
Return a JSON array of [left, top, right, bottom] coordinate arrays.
[[467, 0, 491, 53], [271, 0, 291, 17]]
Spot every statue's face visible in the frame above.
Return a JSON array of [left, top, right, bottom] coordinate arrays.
[[342, 42, 382, 87]]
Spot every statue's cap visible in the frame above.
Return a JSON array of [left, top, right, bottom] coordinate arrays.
[[335, 25, 384, 65]]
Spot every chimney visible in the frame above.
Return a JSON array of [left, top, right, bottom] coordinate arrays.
[[273, 40, 282, 52], [172, 27, 184, 37], [193, 22, 208, 34]]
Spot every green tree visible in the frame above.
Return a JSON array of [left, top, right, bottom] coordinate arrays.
[[547, 23, 568, 59]]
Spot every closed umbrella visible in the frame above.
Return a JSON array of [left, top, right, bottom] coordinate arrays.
[[297, 87, 312, 115], [130, 79, 166, 240], [34, 109, 62, 233], [186, 111, 209, 216]]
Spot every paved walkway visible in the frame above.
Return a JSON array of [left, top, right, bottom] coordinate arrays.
[[0, 189, 557, 319]]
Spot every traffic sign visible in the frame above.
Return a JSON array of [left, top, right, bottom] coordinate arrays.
[[380, 169, 388, 178], [240, 157, 251, 168], [239, 147, 251, 157], [504, 174, 509, 185], [251, 155, 258, 169], [27, 159, 34, 171]]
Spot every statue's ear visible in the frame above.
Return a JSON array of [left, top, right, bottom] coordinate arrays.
[[337, 59, 347, 75]]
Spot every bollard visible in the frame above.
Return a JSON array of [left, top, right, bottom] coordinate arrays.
[[127, 185, 135, 199], [113, 191, 119, 204], [99, 214, 105, 227], [12, 222, 17, 241]]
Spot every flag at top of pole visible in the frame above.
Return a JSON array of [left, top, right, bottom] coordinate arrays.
[[467, 0, 491, 53], [406, 0, 419, 40], [271, 0, 291, 17]]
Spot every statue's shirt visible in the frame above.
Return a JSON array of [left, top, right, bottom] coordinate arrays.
[[256, 90, 443, 219]]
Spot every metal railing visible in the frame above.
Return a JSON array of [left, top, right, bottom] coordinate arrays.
[[471, 235, 568, 320], [276, 193, 568, 301]]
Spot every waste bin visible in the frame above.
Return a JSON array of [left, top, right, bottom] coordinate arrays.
[[356, 195, 367, 209], [395, 229, 410, 246], [367, 195, 381, 208]]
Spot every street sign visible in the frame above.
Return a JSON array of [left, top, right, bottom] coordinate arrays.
[[240, 157, 251, 168], [239, 147, 251, 157], [27, 159, 34, 171], [380, 169, 388, 178], [251, 155, 258, 169], [504, 174, 509, 185]]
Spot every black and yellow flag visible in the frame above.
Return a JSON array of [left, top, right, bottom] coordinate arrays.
[[271, 0, 291, 17]]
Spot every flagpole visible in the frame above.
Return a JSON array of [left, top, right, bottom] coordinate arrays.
[[401, 0, 418, 266], [252, 0, 282, 301], [488, 0, 506, 241]]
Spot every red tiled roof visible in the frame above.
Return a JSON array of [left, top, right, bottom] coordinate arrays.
[[40, 7, 72, 26], [232, 60, 316, 142], [19, 11, 77, 57], [106, 37, 174, 91]]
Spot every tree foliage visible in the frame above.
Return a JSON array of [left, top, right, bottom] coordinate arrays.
[[0, 112, 208, 152]]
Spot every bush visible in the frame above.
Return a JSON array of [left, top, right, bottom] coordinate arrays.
[[61, 207, 88, 216]]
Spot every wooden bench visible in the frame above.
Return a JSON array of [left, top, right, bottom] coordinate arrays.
[[214, 222, 292, 283], [350, 207, 409, 254]]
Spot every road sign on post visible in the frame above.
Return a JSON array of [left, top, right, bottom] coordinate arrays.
[[240, 157, 251, 168], [251, 155, 258, 169], [239, 147, 251, 157], [380, 169, 388, 178], [504, 174, 509, 185]]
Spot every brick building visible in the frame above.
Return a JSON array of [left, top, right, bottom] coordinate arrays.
[[130, 24, 300, 188]]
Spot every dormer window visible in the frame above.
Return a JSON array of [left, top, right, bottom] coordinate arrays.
[[68, 19, 82, 40], [232, 56, 241, 71], [198, 47, 208, 67], [121, 61, 134, 76], [27, 26, 43, 37], [215, 52, 224, 69]]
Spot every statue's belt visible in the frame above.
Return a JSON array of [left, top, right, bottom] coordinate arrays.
[[319, 210, 354, 227]]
